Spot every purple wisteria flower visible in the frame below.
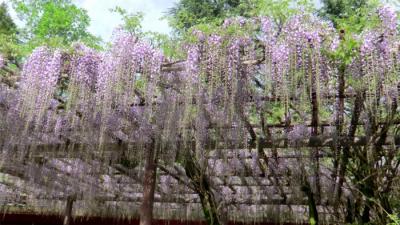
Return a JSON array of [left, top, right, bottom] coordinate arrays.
[[186, 45, 200, 84], [208, 34, 222, 47], [71, 43, 100, 89], [19, 47, 62, 113], [0, 54, 4, 68], [360, 32, 375, 55], [260, 17, 275, 45], [92, 30, 165, 145], [271, 43, 290, 82], [358, 6, 399, 78], [378, 6, 397, 34], [192, 29, 206, 42]]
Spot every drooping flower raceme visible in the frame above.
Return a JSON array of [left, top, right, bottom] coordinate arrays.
[[355, 5, 399, 104], [260, 17, 275, 45], [71, 43, 100, 90], [95, 30, 164, 144], [186, 44, 201, 85], [63, 43, 101, 122], [18, 47, 62, 127], [378, 6, 397, 35]]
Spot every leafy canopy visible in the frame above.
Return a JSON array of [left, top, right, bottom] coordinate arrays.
[[0, 3, 17, 36], [11, 0, 101, 51], [167, 0, 259, 33], [111, 6, 144, 35], [0, 3, 21, 65]]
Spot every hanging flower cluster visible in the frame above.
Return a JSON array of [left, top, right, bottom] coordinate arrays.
[[354, 6, 399, 110], [0, 4, 396, 165], [18, 47, 62, 127], [97, 31, 163, 106], [70, 43, 100, 90], [378, 6, 397, 34], [95, 30, 164, 144], [65, 43, 101, 116], [8, 29, 167, 146]]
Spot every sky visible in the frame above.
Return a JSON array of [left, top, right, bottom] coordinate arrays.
[[73, 0, 178, 40], [0, 0, 178, 41]]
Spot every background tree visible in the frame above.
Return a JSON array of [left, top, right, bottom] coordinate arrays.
[[319, 0, 384, 31], [167, 0, 259, 33], [111, 6, 144, 36], [11, 0, 101, 51], [0, 3, 21, 72], [0, 3, 17, 36], [320, 0, 367, 21]]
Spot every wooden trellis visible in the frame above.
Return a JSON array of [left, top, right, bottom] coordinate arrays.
[[0, 30, 399, 224]]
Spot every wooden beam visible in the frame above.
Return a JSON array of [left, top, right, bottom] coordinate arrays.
[[5, 135, 400, 159], [35, 193, 317, 206]]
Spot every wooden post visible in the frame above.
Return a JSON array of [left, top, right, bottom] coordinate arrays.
[[333, 30, 346, 209], [307, 39, 320, 225], [63, 195, 75, 225], [139, 140, 158, 225]]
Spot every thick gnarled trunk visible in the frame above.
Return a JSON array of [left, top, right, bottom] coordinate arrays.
[[183, 151, 224, 225], [199, 190, 222, 225], [302, 181, 318, 225]]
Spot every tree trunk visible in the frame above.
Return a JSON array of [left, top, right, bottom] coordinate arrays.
[[199, 190, 222, 225], [140, 140, 158, 225], [335, 92, 364, 207], [307, 46, 320, 225], [333, 63, 345, 217]]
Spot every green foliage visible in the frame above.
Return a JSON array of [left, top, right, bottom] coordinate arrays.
[[0, 3, 21, 65], [388, 214, 400, 225], [110, 6, 186, 59], [167, 0, 317, 34], [325, 0, 381, 68], [145, 31, 183, 59], [34, 2, 88, 42], [334, 0, 380, 31], [254, 0, 315, 25], [0, 34, 21, 61], [11, 0, 101, 51], [167, 0, 222, 33], [320, 0, 368, 23], [111, 6, 144, 35], [166, 0, 259, 33], [319, 0, 382, 28]]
